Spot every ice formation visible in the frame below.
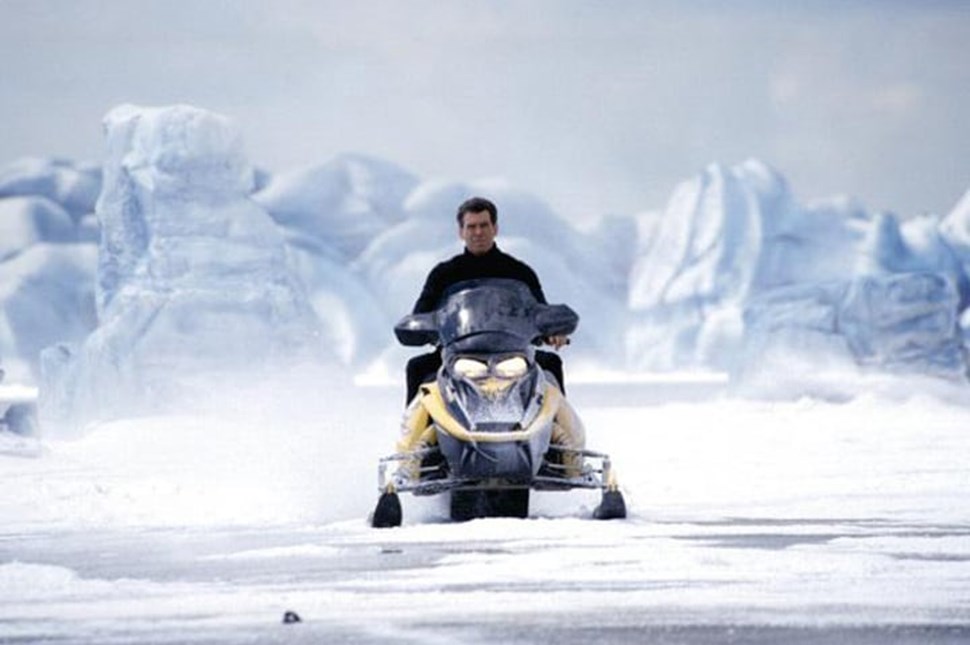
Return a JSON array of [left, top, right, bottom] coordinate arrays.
[[39, 105, 322, 433], [624, 159, 970, 383], [1, 104, 969, 415]]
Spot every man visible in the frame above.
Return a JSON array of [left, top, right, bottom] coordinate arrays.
[[405, 196, 569, 403]]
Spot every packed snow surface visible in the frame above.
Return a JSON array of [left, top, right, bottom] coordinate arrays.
[[1, 374, 969, 642]]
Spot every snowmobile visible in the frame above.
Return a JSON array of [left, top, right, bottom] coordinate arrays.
[[371, 278, 626, 527]]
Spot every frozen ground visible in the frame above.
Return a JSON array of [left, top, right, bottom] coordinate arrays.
[[1, 373, 969, 643]]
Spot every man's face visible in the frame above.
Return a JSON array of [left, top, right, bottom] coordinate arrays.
[[459, 210, 497, 255]]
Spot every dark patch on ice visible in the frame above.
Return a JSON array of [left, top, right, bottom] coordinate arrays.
[[681, 532, 839, 550], [668, 516, 898, 528], [414, 622, 970, 645], [889, 552, 970, 563], [681, 517, 970, 535], [667, 516, 970, 551], [432, 579, 734, 594]]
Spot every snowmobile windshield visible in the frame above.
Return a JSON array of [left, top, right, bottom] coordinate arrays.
[[394, 279, 578, 348], [436, 279, 544, 351]]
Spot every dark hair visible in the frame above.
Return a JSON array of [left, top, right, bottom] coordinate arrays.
[[456, 196, 497, 225]]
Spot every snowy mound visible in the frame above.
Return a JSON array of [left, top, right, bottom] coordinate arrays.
[[253, 153, 418, 260], [40, 105, 323, 433], [0, 244, 97, 383], [0, 157, 101, 221], [251, 154, 420, 365], [0, 159, 101, 382], [0, 197, 78, 262]]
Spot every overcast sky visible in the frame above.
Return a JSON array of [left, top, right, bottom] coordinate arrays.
[[2, 0, 968, 223]]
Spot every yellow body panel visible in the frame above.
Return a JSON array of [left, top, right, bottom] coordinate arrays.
[[406, 381, 562, 444]]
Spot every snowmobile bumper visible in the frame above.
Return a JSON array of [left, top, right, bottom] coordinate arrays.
[[378, 445, 617, 496]]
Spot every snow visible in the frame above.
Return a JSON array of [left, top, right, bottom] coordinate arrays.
[[1, 379, 969, 641]]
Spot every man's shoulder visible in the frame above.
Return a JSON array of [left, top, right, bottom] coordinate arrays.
[[430, 252, 466, 272], [495, 248, 538, 274], [431, 246, 536, 276]]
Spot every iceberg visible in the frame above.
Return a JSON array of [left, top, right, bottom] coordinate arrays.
[[626, 159, 970, 384], [840, 272, 963, 377], [628, 162, 764, 312], [626, 162, 768, 370], [40, 105, 323, 433]]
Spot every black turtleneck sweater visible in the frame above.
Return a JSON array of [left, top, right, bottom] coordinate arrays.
[[412, 244, 547, 313]]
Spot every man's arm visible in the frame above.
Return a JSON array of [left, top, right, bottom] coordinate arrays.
[[520, 263, 547, 305], [520, 262, 570, 349]]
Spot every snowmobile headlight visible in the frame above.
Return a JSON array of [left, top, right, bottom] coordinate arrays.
[[494, 356, 528, 379], [453, 357, 489, 379]]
